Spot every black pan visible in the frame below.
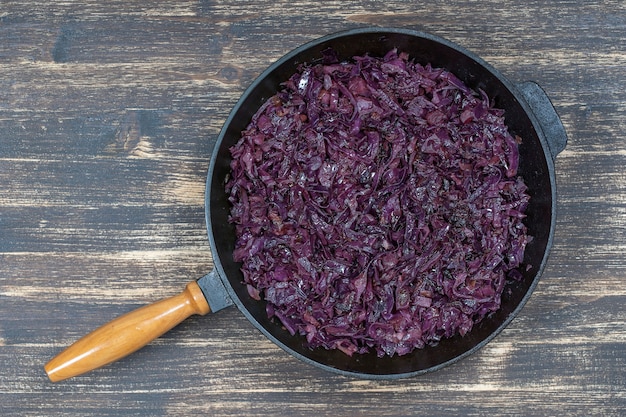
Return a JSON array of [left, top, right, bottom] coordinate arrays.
[[46, 28, 567, 380], [206, 27, 567, 379]]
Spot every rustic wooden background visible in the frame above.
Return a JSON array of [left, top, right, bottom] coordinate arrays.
[[1, 0, 624, 416]]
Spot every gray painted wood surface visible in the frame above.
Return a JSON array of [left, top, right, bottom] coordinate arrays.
[[1, 1, 624, 415]]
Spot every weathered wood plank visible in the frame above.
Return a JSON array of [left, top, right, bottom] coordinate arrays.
[[1, 0, 625, 416]]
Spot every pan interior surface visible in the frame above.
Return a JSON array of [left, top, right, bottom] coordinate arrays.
[[207, 28, 555, 378]]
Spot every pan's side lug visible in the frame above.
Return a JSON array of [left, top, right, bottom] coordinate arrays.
[[516, 81, 568, 160]]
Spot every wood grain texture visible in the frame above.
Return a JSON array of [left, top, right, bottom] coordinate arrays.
[[1, 0, 625, 416]]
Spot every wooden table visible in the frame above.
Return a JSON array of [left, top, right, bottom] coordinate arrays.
[[1, 1, 624, 415]]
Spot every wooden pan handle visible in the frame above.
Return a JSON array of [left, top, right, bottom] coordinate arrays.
[[44, 281, 211, 382]]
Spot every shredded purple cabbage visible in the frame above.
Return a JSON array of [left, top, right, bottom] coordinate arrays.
[[226, 49, 530, 357]]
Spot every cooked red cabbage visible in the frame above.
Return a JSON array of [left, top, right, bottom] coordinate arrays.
[[226, 49, 530, 357]]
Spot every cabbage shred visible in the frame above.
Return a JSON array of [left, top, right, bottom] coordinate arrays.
[[226, 49, 530, 357]]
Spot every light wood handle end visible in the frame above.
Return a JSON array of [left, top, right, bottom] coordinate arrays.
[[45, 281, 210, 382]]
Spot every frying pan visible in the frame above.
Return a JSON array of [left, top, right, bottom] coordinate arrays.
[[45, 27, 567, 382]]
